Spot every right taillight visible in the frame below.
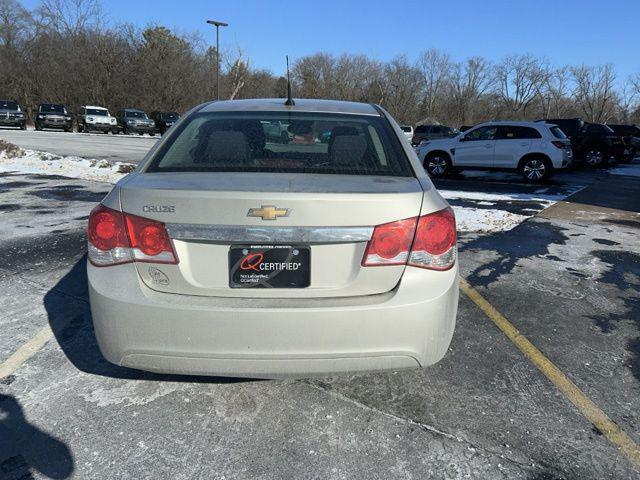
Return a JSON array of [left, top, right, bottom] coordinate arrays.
[[551, 141, 566, 149], [362, 207, 456, 271], [408, 207, 456, 270], [87, 204, 178, 267]]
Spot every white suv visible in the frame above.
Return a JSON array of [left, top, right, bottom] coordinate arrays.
[[77, 105, 118, 133], [415, 121, 573, 181]]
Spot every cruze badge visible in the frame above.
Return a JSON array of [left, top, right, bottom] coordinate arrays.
[[143, 205, 175, 213], [247, 205, 290, 221]]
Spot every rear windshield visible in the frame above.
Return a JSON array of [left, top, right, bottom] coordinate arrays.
[[400, 126, 412, 132], [162, 112, 180, 121], [146, 111, 413, 177], [550, 126, 567, 139]]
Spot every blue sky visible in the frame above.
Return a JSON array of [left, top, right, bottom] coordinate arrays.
[[22, 0, 639, 79]]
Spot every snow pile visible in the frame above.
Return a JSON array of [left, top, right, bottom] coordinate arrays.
[[0, 143, 135, 183], [609, 163, 640, 178]]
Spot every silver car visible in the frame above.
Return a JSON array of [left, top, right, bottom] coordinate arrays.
[[87, 98, 459, 378]]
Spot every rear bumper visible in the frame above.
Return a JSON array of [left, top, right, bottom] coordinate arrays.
[[38, 119, 71, 128], [88, 261, 459, 378]]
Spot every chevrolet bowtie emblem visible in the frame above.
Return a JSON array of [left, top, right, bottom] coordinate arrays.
[[247, 205, 291, 221]]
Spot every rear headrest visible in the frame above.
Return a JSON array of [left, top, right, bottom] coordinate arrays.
[[329, 134, 368, 167], [203, 131, 251, 164]]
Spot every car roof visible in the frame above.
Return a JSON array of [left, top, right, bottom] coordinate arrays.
[[84, 105, 108, 109], [123, 108, 145, 112], [199, 98, 380, 116], [472, 121, 549, 128]]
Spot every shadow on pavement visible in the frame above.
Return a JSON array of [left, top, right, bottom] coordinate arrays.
[[44, 256, 255, 385], [0, 394, 74, 479]]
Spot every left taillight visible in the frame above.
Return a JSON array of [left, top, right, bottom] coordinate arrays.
[[87, 204, 178, 267]]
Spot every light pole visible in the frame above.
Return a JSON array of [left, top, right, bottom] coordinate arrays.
[[206, 19, 228, 100]]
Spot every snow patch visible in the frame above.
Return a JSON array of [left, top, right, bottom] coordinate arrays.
[[0, 147, 135, 183], [609, 164, 640, 178], [452, 207, 530, 233]]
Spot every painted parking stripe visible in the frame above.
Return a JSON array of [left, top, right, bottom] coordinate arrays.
[[0, 325, 53, 382], [460, 277, 640, 471]]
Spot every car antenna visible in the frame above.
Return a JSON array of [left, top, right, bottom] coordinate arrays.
[[284, 55, 295, 106]]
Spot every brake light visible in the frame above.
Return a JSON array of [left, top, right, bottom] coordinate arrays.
[[362, 207, 456, 271], [409, 208, 457, 270], [362, 217, 417, 266], [125, 213, 177, 263], [551, 141, 566, 149], [87, 204, 178, 266]]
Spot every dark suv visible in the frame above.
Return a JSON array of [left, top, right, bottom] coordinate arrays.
[[116, 109, 156, 135], [0, 100, 26, 130], [411, 124, 458, 146], [536, 118, 627, 167], [34, 103, 72, 132], [606, 124, 639, 163], [150, 111, 180, 135]]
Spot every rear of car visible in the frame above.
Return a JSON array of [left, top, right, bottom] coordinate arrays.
[[87, 99, 459, 378], [35, 103, 72, 131], [0, 100, 26, 129], [400, 125, 413, 141], [607, 124, 639, 163]]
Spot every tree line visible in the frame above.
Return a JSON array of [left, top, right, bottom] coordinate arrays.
[[2, 0, 639, 127]]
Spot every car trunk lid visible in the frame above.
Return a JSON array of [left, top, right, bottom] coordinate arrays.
[[119, 172, 424, 298]]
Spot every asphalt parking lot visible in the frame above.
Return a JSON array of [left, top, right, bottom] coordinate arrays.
[[0, 137, 639, 478], [0, 128, 157, 164]]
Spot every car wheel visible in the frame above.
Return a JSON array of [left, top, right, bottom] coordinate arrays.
[[584, 148, 605, 167], [138, 132, 143, 136], [149, 132, 155, 137], [35, 123, 42, 131], [520, 157, 551, 182], [424, 152, 451, 177]]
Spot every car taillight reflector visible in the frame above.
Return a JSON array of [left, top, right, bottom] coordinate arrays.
[[551, 141, 566, 149], [87, 204, 177, 266], [362, 207, 456, 271]]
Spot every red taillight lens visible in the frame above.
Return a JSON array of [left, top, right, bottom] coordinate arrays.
[[362, 217, 417, 266], [88, 205, 128, 251], [125, 213, 177, 263], [552, 141, 565, 149], [87, 204, 178, 266], [362, 208, 456, 271], [409, 208, 456, 270]]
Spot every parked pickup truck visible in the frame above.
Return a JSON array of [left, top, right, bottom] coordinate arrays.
[[536, 118, 628, 167]]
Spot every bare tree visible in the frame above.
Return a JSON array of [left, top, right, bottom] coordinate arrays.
[[571, 64, 617, 122], [495, 54, 547, 117], [445, 56, 494, 125], [416, 49, 451, 119], [35, 0, 104, 34]]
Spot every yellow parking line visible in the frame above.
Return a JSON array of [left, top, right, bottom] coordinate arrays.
[[459, 277, 640, 471], [0, 325, 53, 382]]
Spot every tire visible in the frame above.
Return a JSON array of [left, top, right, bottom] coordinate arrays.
[[424, 152, 451, 178], [123, 127, 129, 135], [519, 156, 551, 182], [138, 132, 143, 136], [584, 147, 606, 167], [64, 127, 71, 133], [20, 122, 26, 130], [149, 132, 155, 137], [35, 123, 42, 131]]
